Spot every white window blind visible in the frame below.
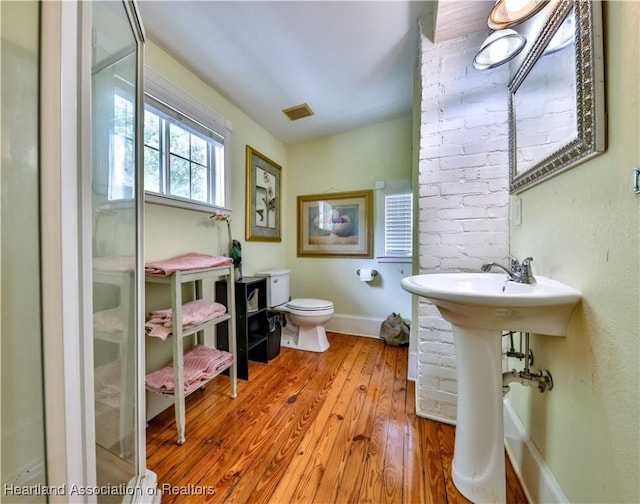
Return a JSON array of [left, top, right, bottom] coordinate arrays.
[[384, 193, 413, 257], [374, 180, 413, 262]]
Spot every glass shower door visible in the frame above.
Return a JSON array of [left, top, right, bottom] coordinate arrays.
[[1, 2, 47, 500], [90, 1, 145, 498]]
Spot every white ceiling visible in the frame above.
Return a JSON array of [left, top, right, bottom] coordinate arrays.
[[138, 1, 491, 145]]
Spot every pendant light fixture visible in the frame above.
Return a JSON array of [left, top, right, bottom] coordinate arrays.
[[488, 0, 549, 30], [473, 0, 548, 71], [473, 28, 526, 70]]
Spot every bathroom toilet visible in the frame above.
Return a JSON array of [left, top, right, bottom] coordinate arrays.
[[256, 269, 333, 353]]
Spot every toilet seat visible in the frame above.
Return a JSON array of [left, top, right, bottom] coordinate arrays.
[[287, 298, 333, 311], [278, 298, 334, 318]]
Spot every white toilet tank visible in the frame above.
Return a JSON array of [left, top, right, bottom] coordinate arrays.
[[256, 269, 291, 307]]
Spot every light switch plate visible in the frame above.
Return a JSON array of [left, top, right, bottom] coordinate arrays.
[[513, 198, 522, 226]]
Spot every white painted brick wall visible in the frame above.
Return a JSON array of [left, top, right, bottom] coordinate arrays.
[[416, 25, 510, 423]]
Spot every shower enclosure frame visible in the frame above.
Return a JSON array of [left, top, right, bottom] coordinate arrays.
[[40, 0, 156, 500]]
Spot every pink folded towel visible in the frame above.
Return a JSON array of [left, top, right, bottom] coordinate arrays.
[[145, 252, 233, 276], [145, 323, 172, 340], [145, 300, 227, 340], [145, 345, 233, 395], [148, 299, 227, 327]]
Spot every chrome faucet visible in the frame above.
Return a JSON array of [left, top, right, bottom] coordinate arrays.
[[481, 255, 536, 284]]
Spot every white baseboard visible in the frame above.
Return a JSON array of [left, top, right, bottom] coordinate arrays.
[[414, 407, 457, 426], [407, 351, 417, 382], [326, 313, 383, 338], [503, 397, 568, 504]]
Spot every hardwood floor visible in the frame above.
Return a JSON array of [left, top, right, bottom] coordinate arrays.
[[146, 332, 528, 503]]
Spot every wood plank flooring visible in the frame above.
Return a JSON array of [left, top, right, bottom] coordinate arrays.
[[146, 332, 528, 503]]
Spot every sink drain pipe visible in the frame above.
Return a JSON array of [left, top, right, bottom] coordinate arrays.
[[503, 332, 554, 394]]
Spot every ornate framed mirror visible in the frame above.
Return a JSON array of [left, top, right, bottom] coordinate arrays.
[[508, 0, 605, 193]]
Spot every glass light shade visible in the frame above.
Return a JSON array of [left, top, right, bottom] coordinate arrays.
[[544, 9, 575, 55], [489, 0, 549, 30], [473, 29, 526, 70]]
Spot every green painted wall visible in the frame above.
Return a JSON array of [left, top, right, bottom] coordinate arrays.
[[509, 2, 639, 502], [285, 115, 413, 320], [144, 41, 288, 274]]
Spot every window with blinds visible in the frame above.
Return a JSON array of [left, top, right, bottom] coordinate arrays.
[[384, 193, 413, 257], [375, 180, 413, 262]]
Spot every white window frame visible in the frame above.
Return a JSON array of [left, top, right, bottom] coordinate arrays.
[[375, 179, 413, 263], [144, 66, 233, 213]]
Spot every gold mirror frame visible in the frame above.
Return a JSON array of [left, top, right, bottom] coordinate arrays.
[[508, 0, 605, 193]]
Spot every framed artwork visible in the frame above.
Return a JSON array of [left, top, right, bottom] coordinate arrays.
[[245, 145, 282, 241], [297, 190, 373, 257]]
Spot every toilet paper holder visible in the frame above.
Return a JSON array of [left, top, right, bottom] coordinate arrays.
[[356, 269, 378, 279]]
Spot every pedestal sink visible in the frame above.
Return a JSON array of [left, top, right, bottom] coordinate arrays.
[[401, 273, 581, 503]]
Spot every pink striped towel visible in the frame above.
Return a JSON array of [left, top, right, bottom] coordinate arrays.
[[145, 300, 227, 340], [145, 345, 233, 395], [145, 252, 233, 276], [147, 300, 227, 327]]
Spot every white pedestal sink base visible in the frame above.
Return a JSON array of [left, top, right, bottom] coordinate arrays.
[[452, 325, 506, 504], [400, 273, 581, 503]]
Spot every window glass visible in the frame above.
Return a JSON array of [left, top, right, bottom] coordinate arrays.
[[169, 122, 189, 158], [191, 135, 207, 165], [109, 90, 227, 209], [143, 109, 161, 193], [111, 94, 135, 199], [191, 164, 207, 202], [144, 146, 160, 193], [144, 69, 230, 211], [169, 155, 190, 198], [144, 109, 160, 148], [142, 101, 225, 208]]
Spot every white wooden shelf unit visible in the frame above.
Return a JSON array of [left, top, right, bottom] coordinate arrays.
[[145, 264, 237, 444]]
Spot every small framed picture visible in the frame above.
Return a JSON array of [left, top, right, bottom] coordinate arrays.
[[245, 145, 282, 241]]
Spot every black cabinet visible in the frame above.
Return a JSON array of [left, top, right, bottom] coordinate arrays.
[[215, 276, 268, 380]]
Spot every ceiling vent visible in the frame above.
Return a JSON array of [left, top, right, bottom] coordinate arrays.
[[282, 103, 314, 121]]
